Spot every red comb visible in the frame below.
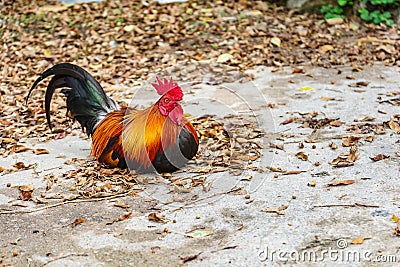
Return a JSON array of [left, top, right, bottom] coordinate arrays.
[[151, 76, 179, 96]]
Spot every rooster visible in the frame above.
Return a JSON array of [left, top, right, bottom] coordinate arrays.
[[27, 63, 199, 173]]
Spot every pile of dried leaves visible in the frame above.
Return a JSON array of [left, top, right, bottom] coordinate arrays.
[[61, 114, 264, 198]]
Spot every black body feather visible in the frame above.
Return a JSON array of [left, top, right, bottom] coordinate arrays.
[[126, 127, 199, 173]]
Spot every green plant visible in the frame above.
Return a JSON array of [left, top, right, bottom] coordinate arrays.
[[322, 0, 398, 26], [321, 4, 345, 19], [359, 0, 399, 25], [338, 0, 353, 6], [362, 0, 398, 4], [358, 9, 394, 25]]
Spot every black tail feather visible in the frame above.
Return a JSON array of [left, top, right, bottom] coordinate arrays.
[[27, 63, 118, 135]]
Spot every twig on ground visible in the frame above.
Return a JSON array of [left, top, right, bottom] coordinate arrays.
[[312, 203, 379, 209], [41, 253, 89, 267], [0, 191, 133, 215]]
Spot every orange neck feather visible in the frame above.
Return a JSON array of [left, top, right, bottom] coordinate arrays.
[[122, 105, 180, 168]]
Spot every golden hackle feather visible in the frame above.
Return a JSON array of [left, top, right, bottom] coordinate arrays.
[[122, 105, 180, 168]]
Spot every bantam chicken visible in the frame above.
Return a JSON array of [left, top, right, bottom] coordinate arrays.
[[27, 63, 199, 173]]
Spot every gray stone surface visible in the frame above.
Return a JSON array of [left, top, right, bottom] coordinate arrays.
[[0, 64, 399, 266]]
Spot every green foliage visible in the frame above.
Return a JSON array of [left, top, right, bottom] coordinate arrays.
[[362, 0, 399, 4], [321, 4, 345, 19], [358, 8, 394, 25], [338, 0, 353, 6], [322, 0, 398, 26]]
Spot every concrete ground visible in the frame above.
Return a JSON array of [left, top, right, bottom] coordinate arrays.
[[0, 64, 399, 266]]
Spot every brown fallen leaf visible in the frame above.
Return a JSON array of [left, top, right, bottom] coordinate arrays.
[[295, 152, 308, 161], [269, 142, 284, 150], [394, 222, 400, 236], [267, 166, 285, 173], [365, 136, 374, 142], [361, 116, 375, 122], [283, 170, 303, 175], [33, 149, 49, 155], [280, 117, 295, 125], [329, 120, 342, 127], [107, 212, 132, 225], [292, 68, 305, 74], [389, 120, 400, 133], [347, 146, 360, 162], [351, 237, 370, 245], [329, 142, 338, 149], [13, 162, 33, 170], [331, 146, 359, 167], [260, 205, 288, 215], [320, 96, 335, 101], [348, 81, 369, 87], [114, 202, 130, 209], [71, 217, 85, 228], [327, 179, 355, 186], [11, 145, 31, 153], [370, 154, 390, 162], [342, 136, 361, 147], [17, 184, 34, 201], [148, 212, 168, 224]]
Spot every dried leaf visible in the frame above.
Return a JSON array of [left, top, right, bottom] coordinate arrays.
[[295, 152, 308, 161], [320, 96, 335, 101], [33, 149, 49, 155], [326, 17, 344, 25], [292, 68, 305, 74], [11, 145, 31, 153], [283, 170, 303, 175], [329, 120, 342, 127], [319, 44, 334, 53], [351, 237, 367, 245], [17, 184, 34, 201], [370, 154, 389, 162], [327, 180, 355, 186], [389, 120, 400, 133], [39, 5, 68, 13], [260, 205, 288, 215], [71, 218, 85, 228], [217, 53, 233, 63], [148, 212, 168, 224], [361, 116, 375, 122], [269, 142, 284, 150], [329, 142, 338, 149], [281, 117, 295, 125], [299, 86, 314, 91], [270, 37, 281, 47], [107, 212, 132, 225], [394, 222, 400, 236], [331, 146, 359, 167], [185, 229, 214, 238], [342, 136, 361, 147]]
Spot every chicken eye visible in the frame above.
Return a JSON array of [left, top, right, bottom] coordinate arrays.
[[164, 98, 170, 103]]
